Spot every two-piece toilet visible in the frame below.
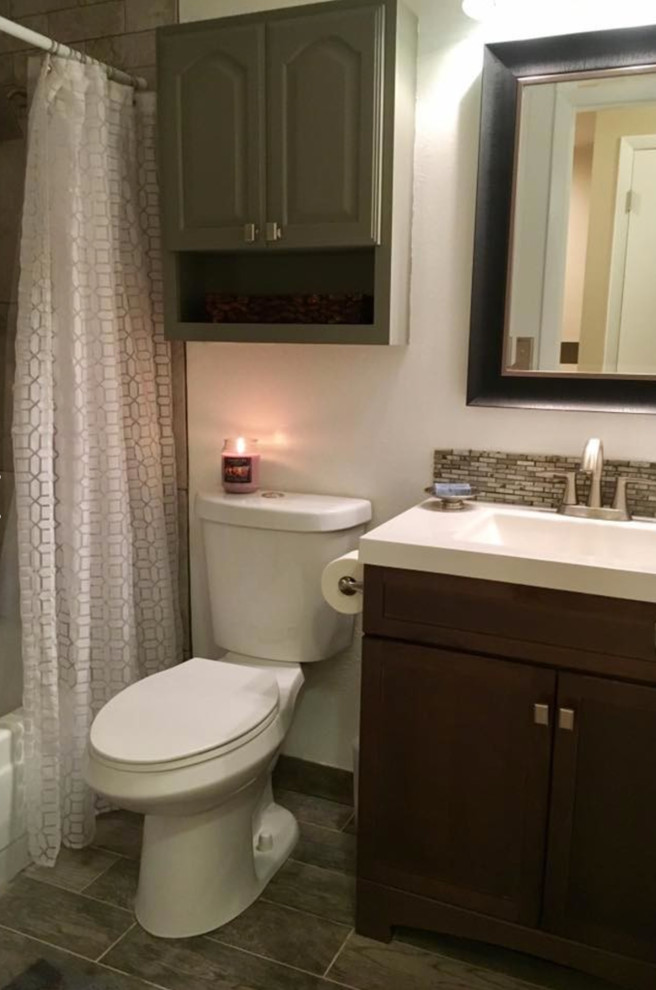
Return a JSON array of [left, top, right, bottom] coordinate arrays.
[[84, 490, 371, 938]]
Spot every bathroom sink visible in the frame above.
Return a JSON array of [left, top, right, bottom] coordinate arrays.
[[458, 506, 656, 569], [359, 501, 656, 603]]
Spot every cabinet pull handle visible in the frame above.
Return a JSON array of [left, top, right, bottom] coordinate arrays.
[[243, 223, 258, 243], [265, 221, 283, 242], [533, 703, 550, 727], [558, 707, 576, 731]]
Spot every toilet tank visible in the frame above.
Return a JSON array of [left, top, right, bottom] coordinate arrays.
[[197, 491, 372, 664]]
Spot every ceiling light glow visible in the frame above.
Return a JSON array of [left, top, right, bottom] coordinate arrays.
[[462, 0, 497, 21]]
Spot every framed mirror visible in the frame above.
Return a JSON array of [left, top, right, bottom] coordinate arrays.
[[467, 24, 656, 412]]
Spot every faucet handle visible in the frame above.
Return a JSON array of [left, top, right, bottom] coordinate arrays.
[[554, 471, 578, 509], [612, 476, 631, 520]]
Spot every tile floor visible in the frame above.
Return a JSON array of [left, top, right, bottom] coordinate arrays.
[[0, 772, 616, 990]]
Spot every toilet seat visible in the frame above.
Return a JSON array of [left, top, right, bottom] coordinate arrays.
[[89, 658, 279, 773]]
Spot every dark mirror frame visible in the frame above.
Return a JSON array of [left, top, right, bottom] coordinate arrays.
[[467, 23, 656, 414]]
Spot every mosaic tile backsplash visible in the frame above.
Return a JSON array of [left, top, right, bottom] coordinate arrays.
[[434, 449, 656, 519]]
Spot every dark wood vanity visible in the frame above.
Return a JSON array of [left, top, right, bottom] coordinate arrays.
[[357, 565, 656, 990]]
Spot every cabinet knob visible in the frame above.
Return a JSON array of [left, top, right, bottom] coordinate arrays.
[[265, 221, 283, 242], [558, 707, 576, 732], [533, 703, 550, 727], [243, 223, 258, 243]]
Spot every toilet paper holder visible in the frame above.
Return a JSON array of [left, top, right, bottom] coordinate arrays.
[[338, 575, 364, 597]]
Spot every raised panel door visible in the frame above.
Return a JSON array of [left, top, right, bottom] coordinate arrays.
[[358, 638, 556, 925], [543, 673, 656, 963], [159, 23, 265, 250], [266, 4, 384, 248]]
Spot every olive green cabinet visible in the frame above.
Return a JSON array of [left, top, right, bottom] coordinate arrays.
[[159, 21, 265, 251], [157, 0, 416, 344], [266, 4, 383, 248], [160, 5, 383, 252]]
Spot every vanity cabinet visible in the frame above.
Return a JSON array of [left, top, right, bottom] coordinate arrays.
[[358, 567, 656, 990], [157, 0, 416, 344]]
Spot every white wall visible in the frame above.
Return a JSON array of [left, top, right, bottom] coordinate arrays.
[[182, 0, 656, 769]]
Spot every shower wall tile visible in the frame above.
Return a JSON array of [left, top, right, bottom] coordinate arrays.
[[10, 0, 75, 15], [170, 338, 188, 491], [48, 0, 125, 43], [84, 29, 156, 68], [125, 0, 177, 32], [177, 488, 191, 659], [0, 138, 24, 303]]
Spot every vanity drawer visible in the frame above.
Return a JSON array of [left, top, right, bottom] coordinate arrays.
[[363, 566, 656, 677]]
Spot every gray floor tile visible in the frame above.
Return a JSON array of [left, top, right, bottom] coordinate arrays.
[[0, 926, 153, 990], [274, 756, 354, 806], [93, 811, 143, 860], [329, 933, 539, 990], [265, 860, 355, 926], [104, 924, 343, 990], [208, 898, 351, 975], [0, 876, 133, 960], [276, 789, 353, 831], [396, 929, 616, 990], [25, 845, 120, 893], [84, 858, 140, 912], [343, 814, 356, 835], [292, 823, 356, 875]]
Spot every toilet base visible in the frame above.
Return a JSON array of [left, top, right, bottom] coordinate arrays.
[[134, 776, 298, 938]]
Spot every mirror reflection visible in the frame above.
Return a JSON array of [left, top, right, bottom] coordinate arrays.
[[505, 70, 656, 376]]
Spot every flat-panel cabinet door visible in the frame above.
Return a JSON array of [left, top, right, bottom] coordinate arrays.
[[358, 638, 556, 925], [159, 23, 265, 250], [543, 674, 656, 963], [266, 5, 384, 248]]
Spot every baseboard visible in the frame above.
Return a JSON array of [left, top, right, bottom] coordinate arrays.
[[274, 755, 354, 806]]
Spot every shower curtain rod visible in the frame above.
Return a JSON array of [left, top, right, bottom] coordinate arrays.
[[0, 14, 147, 90]]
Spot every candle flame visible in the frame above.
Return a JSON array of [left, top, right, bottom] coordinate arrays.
[[236, 437, 246, 455]]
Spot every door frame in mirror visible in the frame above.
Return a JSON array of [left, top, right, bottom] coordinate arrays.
[[467, 24, 656, 413]]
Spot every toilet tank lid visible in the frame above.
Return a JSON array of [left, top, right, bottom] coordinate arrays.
[[196, 491, 372, 533]]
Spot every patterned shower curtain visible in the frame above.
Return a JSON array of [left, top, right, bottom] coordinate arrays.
[[12, 56, 182, 867]]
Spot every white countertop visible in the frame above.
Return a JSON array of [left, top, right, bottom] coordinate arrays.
[[359, 500, 656, 604]]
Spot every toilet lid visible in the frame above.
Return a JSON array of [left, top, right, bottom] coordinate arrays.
[[89, 658, 279, 766]]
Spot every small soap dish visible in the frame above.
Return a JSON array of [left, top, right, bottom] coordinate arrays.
[[424, 482, 477, 511]]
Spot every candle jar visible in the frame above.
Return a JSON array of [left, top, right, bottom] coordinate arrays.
[[221, 438, 261, 494]]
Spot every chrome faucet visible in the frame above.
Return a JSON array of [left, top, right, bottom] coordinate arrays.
[[580, 437, 603, 509], [557, 438, 630, 521]]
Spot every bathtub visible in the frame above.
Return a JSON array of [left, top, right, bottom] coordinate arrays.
[[0, 710, 28, 886]]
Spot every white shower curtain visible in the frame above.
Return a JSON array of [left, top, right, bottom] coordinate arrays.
[[12, 57, 182, 866]]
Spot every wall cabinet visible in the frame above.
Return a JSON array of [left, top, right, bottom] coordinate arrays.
[[359, 567, 656, 990], [157, 0, 416, 343]]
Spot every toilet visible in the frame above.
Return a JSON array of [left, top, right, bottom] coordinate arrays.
[[84, 490, 371, 938]]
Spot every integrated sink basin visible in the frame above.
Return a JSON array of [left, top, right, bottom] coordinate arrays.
[[458, 505, 656, 569], [359, 500, 656, 603]]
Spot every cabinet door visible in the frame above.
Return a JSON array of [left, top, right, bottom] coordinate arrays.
[[266, 4, 384, 248], [158, 23, 265, 250], [543, 674, 656, 963], [358, 639, 556, 925]]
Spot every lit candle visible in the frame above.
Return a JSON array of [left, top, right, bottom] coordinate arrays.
[[221, 437, 261, 494]]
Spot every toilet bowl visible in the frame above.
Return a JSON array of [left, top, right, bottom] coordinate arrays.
[[85, 490, 371, 938], [85, 656, 305, 937]]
